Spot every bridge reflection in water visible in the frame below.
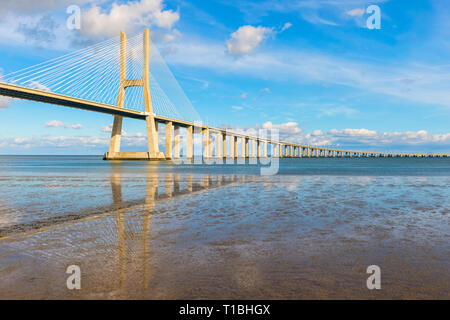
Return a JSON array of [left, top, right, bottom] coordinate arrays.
[[109, 172, 243, 294], [0, 165, 448, 299], [0, 170, 251, 299]]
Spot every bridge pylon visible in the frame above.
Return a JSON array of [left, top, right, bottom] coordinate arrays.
[[104, 29, 164, 160]]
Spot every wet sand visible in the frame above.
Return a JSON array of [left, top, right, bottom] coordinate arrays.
[[0, 157, 449, 299]]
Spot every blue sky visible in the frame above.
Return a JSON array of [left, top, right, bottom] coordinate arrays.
[[0, 0, 449, 154]]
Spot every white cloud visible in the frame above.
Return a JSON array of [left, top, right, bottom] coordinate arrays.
[[232, 106, 243, 110], [302, 14, 338, 26], [45, 120, 83, 129], [281, 22, 293, 32], [0, 71, 12, 109], [226, 25, 273, 55], [0, 135, 107, 150], [226, 122, 450, 152], [0, 96, 11, 109], [328, 128, 378, 138], [319, 106, 357, 118], [230, 0, 387, 26], [346, 8, 366, 17], [13, 137, 30, 144], [240, 92, 248, 99], [30, 81, 51, 92], [164, 38, 450, 108], [102, 124, 113, 132], [325, 128, 450, 150], [262, 121, 302, 134], [81, 0, 180, 38], [1, 0, 91, 14]]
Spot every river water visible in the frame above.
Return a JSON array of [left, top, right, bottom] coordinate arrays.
[[0, 156, 449, 299]]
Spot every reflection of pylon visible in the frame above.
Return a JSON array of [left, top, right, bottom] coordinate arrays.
[[106, 29, 163, 160]]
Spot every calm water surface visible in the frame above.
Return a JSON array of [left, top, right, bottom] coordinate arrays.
[[0, 156, 449, 299]]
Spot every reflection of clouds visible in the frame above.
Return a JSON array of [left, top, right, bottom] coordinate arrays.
[[0, 202, 18, 227], [282, 176, 302, 191], [44, 184, 62, 189], [353, 176, 377, 185]]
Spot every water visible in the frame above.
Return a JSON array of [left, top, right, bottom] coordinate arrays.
[[0, 156, 449, 299]]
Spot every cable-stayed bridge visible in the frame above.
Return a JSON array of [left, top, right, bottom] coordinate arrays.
[[0, 29, 448, 160]]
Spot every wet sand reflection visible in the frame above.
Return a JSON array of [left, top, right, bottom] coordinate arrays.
[[109, 172, 240, 295], [0, 172, 240, 240], [0, 170, 448, 299]]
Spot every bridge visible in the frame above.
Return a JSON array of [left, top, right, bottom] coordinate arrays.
[[0, 29, 448, 160]]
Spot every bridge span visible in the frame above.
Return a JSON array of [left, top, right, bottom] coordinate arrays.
[[0, 30, 448, 161]]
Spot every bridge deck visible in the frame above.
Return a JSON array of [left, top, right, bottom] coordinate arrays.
[[0, 83, 147, 120], [1, 82, 448, 158]]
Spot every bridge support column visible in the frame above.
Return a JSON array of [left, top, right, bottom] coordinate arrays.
[[209, 134, 213, 158], [234, 136, 238, 158], [263, 142, 267, 157], [245, 138, 249, 158], [203, 128, 210, 158], [216, 132, 221, 158], [222, 133, 227, 158], [186, 126, 193, 159], [165, 121, 173, 159], [147, 119, 160, 159], [186, 175, 193, 192], [252, 139, 256, 158], [104, 29, 163, 161], [241, 137, 246, 158], [109, 116, 123, 155], [173, 125, 180, 159]]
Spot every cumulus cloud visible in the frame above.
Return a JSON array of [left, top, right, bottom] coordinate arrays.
[[1, 135, 108, 150], [16, 14, 58, 45], [0, 71, 12, 109], [45, 120, 83, 129], [327, 128, 450, 146], [0, 128, 150, 151], [1, 0, 91, 14], [0, 96, 11, 109], [226, 25, 273, 55], [81, 0, 180, 38], [30, 81, 51, 92], [101, 123, 147, 146], [328, 128, 377, 138], [262, 121, 302, 134], [102, 124, 114, 132], [225, 121, 450, 152]]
